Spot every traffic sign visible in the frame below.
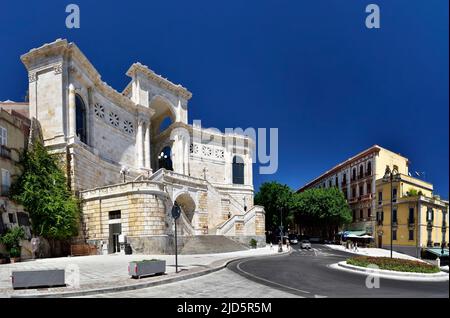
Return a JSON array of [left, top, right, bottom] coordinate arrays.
[[171, 203, 181, 219]]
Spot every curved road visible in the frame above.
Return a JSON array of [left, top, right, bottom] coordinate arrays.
[[228, 244, 449, 298]]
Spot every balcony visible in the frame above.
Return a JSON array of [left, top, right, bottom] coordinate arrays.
[[0, 145, 11, 159], [360, 193, 372, 201], [348, 197, 358, 204]]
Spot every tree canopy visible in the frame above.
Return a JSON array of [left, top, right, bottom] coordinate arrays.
[[10, 142, 79, 241], [254, 181, 293, 231], [255, 182, 352, 238]]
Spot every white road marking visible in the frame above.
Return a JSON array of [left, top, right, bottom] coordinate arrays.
[[236, 259, 311, 295]]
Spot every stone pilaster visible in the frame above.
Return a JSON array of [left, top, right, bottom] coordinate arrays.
[[136, 119, 144, 168], [68, 83, 76, 138], [144, 121, 151, 170]]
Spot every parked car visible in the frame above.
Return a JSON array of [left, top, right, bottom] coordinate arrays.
[[300, 240, 311, 249], [288, 234, 298, 245]]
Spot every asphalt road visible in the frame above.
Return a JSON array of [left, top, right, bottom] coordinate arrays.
[[227, 244, 449, 298]]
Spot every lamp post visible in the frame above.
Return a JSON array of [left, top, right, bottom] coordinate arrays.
[[120, 166, 130, 183], [279, 207, 284, 251], [382, 165, 400, 258]]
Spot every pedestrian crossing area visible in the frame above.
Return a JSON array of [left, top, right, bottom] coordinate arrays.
[[292, 246, 337, 257]]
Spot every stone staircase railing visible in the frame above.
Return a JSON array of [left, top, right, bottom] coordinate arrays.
[[179, 210, 195, 236], [216, 205, 264, 236]]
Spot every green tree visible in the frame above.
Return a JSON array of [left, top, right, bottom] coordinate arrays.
[[0, 227, 25, 258], [254, 181, 294, 231], [10, 142, 79, 245], [291, 187, 352, 239]]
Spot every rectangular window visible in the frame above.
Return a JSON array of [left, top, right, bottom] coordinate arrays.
[[409, 229, 414, 241], [352, 210, 356, 222], [1, 169, 11, 195], [368, 208, 371, 218], [359, 185, 364, 197], [378, 192, 382, 205], [352, 188, 356, 198], [393, 230, 397, 241], [360, 209, 364, 219], [408, 208, 414, 224], [392, 188, 397, 202], [109, 210, 121, 220], [0, 126, 7, 146], [392, 209, 397, 223]]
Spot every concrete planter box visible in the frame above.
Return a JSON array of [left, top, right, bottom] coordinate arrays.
[[128, 260, 166, 279], [11, 269, 65, 289]]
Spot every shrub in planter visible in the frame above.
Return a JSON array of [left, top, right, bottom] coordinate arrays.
[[250, 238, 258, 249], [0, 227, 25, 263]]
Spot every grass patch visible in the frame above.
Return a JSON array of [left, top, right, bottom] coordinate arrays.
[[346, 256, 440, 273]]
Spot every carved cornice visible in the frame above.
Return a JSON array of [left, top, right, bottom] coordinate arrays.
[[125, 62, 192, 100]]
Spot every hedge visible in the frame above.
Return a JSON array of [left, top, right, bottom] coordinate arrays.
[[346, 256, 440, 273]]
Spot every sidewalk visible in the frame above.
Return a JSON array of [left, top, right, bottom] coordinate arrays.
[[325, 244, 423, 261], [0, 245, 286, 298]]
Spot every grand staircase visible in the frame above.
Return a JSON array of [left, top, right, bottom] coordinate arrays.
[[179, 235, 249, 254]]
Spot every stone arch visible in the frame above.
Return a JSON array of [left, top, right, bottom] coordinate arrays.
[[149, 95, 177, 135], [175, 192, 196, 223], [157, 145, 173, 171]]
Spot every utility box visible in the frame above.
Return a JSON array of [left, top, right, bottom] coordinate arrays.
[[12, 269, 65, 289]]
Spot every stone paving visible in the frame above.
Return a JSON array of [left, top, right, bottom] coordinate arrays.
[[0, 246, 283, 297], [83, 268, 300, 298]]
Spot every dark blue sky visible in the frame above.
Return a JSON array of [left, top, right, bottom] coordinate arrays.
[[1, 0, 448, 197]]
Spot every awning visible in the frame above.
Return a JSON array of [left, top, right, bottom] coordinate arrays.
[[426, 248, 449, 257], [340, 230, 367, 237]]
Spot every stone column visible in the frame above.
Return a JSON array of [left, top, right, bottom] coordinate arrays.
[[136, 119, 144, 168], [144, 121, 151, 170], [68, 83, 76, 138]]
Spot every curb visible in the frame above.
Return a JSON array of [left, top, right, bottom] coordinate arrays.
[[10, 249, 291, 298], [331, 261, 449, 282]]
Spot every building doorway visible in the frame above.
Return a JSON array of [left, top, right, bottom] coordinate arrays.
[[378, 235, 382, 248], [109, 223, 122, 254]]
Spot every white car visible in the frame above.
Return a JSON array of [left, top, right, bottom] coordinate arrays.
[[300, 240, 311, 249]]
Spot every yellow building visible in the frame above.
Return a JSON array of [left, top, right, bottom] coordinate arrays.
[[298, 145, 411, 236], [376, 171, 449, 258]]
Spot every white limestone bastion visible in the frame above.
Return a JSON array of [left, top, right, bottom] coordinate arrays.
[[18, 38, 265, 254]]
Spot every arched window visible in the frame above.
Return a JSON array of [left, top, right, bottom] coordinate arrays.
[[158, 146, 173, 171], [367, 161, 372, 176], [335, 176, 338, 186], [359, 165, 364, 179], [352, 168, 356, 181], [232, 156, 245, 185], [75, 94, 87, 144]]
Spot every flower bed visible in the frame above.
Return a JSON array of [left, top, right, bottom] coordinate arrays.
[[346, 256, 440, 273]]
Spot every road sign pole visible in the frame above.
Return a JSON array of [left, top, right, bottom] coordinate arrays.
[[171, 203, 181, 274], [175, 217, 178, 273]]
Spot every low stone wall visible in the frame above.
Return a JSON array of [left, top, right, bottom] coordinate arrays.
[[227, 235, 266, 248], [127, 235, 190, 255]]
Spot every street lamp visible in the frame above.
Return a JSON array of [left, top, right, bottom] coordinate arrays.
[[120, 166, 130, 183], [382, 165, 400, 258]]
